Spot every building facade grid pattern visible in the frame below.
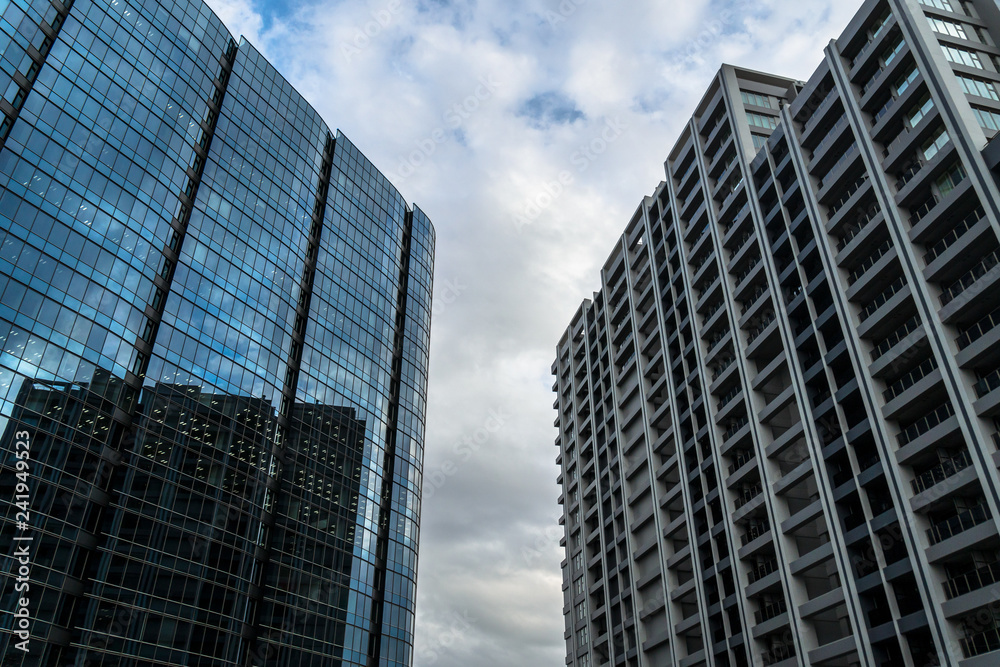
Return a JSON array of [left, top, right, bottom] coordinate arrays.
[[0, 0, 434, 664], [554, 0, 1000, 665]]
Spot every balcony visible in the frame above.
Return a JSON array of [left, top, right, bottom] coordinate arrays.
[[803, 87, 838, 134], [909, 194, 940, 227], [898, 402, 955, 447], [961, 626, 1000, 658], [703, 300, 724, 323], [896, 161, 922, 190], [712, 356, 736, 382], [923, 206, 986, 265], [816, 143, 858, 192], [828, 174, 869, 219], [927, 502, 990, 546], [746, 312, 776, 346], [728, 448, 755, 476], [836, 204, 878, 251], [944, 559, 1000, 600], [734, 256, 762, 291], [754, 598, 788, 625], [975, 369, 1000, 399], [811, 113, 849, 163], [718, 386, 741, 411], [730, 230, 753, 254], [748, 559, 779, 584], [957, 306, 1000, 351], [847, 239, 893, 286], [741, 520, 770, 547], [940, 249, 1000, 307], [911, 450, 972, 495], [872, 95, 895, 125], [858, 276, 906, 322], [851, 12, 892, 69], [883, 357, 937, 402], [734, 482, 763, 510], [871, 314, 921, 361], [762, 644, 796, 667], [724, 416, 750, 442], [740, 286, 768, 317]]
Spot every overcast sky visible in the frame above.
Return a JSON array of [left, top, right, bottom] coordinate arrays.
[[202, 0, 864, 664]]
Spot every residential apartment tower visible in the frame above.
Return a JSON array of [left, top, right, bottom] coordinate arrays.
[[553, 0, 1000, 665]]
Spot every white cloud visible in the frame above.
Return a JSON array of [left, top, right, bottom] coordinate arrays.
[[202, 0, 867, 664], [206, 0, 264, 45]]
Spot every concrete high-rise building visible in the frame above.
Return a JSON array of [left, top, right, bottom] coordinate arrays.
[[553, 1, 1000, 665], [0, 0, 433, 664]]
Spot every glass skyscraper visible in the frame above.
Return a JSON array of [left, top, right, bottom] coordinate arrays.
[[0, 0, 433, 665]]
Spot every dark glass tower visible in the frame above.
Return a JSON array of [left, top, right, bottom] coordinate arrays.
[[0, 0, 433, 664]]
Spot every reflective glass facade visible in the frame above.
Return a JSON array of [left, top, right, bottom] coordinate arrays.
[[0, 0, 434, 664]]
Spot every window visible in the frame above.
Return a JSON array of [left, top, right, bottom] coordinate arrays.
[[573, 551, 585, 571], [972, 106, 1000, 131], [752, 133, 768, 150], [883, 38, 905, 67], [577, 625, 589, 647], [936, 162, 967, 197], [870, 12, 891, 42], [895, 67, 919, 96], [574, 576, 586, 596], [741, 91, 771, 109], [922, 128, 949, 161], [942, 44, 983, 69], [927, 17, 967, 40], [746, 111, 778, 130], [919, 0, 954, 10], [575, 600, 587, 621], [908, 94, 935, 127], [957, 74, 1000, 100]]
